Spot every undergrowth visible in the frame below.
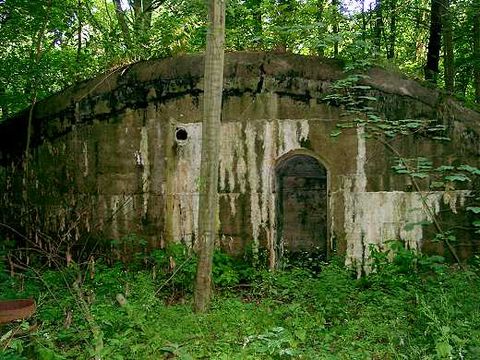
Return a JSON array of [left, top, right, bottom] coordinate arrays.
[[1, 242, 480, 359]]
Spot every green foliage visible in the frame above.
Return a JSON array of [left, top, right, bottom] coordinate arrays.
[[369, 241, 447, 276], [242, 326, 299, 358], [327, 66, 479, 258], [1, 0, 479, 122], [2, 250, 480, 359]]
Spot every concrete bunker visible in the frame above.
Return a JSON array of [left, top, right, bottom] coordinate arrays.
[[0, 52, 479, 272], [275, 154, 328, 259]]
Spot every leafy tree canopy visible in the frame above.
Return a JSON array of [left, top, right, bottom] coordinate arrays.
[[0, 0, 479, 119]]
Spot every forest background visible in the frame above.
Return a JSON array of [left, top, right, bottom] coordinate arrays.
[[0, 0, 479, 122]]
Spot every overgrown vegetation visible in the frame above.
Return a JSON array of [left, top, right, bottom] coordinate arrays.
[[1, 1, 479, 358], [1, 242, 480, 359], [326, 66, 480, 265]]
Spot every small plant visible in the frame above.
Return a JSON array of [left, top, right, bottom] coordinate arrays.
[[418, 295, 469, 359], [242, 327, 298, 358]]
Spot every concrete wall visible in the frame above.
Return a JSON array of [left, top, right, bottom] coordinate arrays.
[[1, 52, 479, 271]]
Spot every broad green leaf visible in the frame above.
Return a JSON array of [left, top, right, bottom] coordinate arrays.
[[330, 129, 342, 137], [457, 164, 480, 175], [445, 174, 470, 182], [435, 341, 452, 358], [430, 181, 445, 188], [358, 96, 378, 101], [435, 165, 455, 172]]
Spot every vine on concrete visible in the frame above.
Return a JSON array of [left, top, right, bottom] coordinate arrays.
[[326, 65, 479, 264]]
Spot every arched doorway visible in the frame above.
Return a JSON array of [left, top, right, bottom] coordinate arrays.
[[275, 154, 328, 261]]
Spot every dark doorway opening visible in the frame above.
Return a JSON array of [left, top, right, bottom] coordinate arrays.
[[275, 154, 328, 266]]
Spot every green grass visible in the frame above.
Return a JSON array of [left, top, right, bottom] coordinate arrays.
[[1, 249, 480, 359]]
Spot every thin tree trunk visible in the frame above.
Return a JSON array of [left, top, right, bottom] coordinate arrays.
[[25, 0, 52, 172], [76, 0, 82, 64], [194, 0, 225, 313], [425, 0, 446, 82], [443, 0, 454, 93], [361, 0, 367, 41], [455, 65, 471, 98], [133, 0, 153, 38], [414, 5, 423, 61], [113, 0, 132, 50], [474, 3, 480, 103], [332, 0, 339, 56], [316, 0, 326, 56], [142, 0, 153, 31], [374, 0, 384, 54], [387, 0, 397, 59]]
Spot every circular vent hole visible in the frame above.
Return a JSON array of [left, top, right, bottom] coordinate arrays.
[[175, 127, 188, 142]]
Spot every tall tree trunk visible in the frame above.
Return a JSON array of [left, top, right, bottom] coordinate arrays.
[[474, 3, 480, 103], [386, 0, 397, 59], [425, 0, 446, 83], [194, 0, 225, 313], [455, 65, 471, 98], [332, 0, 339, 56], [413, 5, 423, 61], [374, 0, 384, 54], [113, 0, 132, 50], [361, 0, 367, 41], [76, 0, 83, 68], [443, 0, 454, 93], [316, 0, 326, 56], [25, 0, 52, 172], [133, 0, 153, 38]]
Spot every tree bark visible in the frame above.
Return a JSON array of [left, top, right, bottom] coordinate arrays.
[[443, 0, 454, 93], [113, 0, 133, 50], [454, 66, 471, 98], [316, 0, 326, 56], [474, 3, 480, 103], [76, 0, 82, 64], [361, 0, 367, 41], [374, 0, 384, 55], [25, 0, 52, 172], [413, 5, 423, 62], [332, 0, 339, 56], [132, 0, 153, 38], [425, 0, 446, 83], [386, 0, 397, 59], [194, 0, 225, 313]]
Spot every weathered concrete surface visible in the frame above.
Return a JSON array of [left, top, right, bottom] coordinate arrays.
[[0, 52, 479, 271]]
